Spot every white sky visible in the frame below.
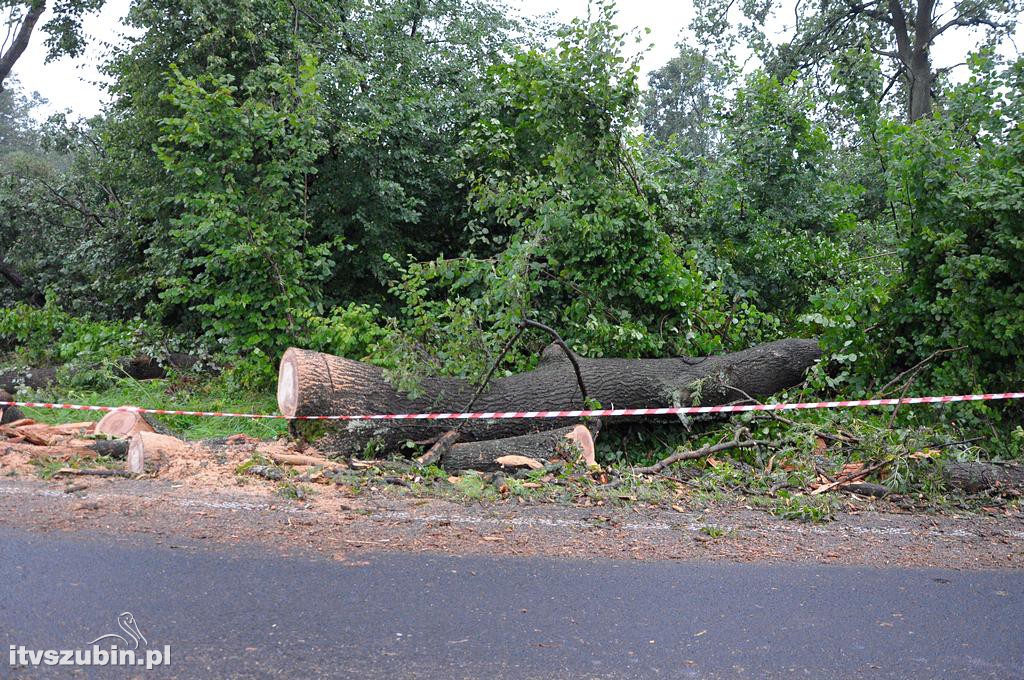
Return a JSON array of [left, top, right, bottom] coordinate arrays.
[[7, 0, 1021, 119]]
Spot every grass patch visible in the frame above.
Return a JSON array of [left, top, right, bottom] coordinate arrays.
[[15, 373, 287, 441]]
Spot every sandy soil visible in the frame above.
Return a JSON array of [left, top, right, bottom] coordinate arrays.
[[1, 456, 1022, 569]]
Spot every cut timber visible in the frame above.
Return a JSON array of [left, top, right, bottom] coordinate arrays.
[[493, 455, 544, 469], [0, 389, 23, 424], [0, 421, 97, 446], [96, 410, 156, 438], [564, 424, 596, 466], [0, 439, 128, 459], [268, 452, 344, 468], [942, 462, 1024, 494], [127, 432, 188, 474], [441, 425, 595, 473], [0, 354, 202, 393], [278, 338, 821, 456], [80, 438, 130, 458]]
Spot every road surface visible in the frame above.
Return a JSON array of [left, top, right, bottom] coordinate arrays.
[[1, 527, 1022, 678]]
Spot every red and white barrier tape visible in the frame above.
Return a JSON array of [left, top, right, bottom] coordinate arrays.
[[1, 392, 1022, 421]]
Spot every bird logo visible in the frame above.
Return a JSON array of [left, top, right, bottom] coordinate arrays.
[[89, 612, 148, 650]]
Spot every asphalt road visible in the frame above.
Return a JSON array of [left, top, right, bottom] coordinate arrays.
[[1, 528, 1021, 679]]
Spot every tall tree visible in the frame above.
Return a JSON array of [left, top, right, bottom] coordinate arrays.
[[642, 45, 731, 157], [100, 0, 532, 313], [0, 0, 106, 92], [692, 0, 1022, 121]]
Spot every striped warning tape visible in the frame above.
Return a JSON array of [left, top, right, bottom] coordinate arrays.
[[1, 392, 1022, 421]]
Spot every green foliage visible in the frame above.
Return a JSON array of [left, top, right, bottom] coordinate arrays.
[[153, 57, 332, 360], [770, 490, 836, 523], [682, 71, 852, 316], [0, 295, 150, 367], [877, 54, 1024, 399], [295, 303, 388, 361], [379, 4, 778, 388], [642, 45, 732, 156]]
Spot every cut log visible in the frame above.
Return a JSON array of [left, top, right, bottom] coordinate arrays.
[[278, 339, 821, 456], [441, 424, 595, 473], [0, 354, 203, 393], [942, 462, 1024, 494], [80, 439, 131, 458], [127, 432, 188, 474], [0, 367, 57, 392], [96, 410, 156, 438], [0, 388, 23, 424], [564, 424, 596, 466], [0, 438, 128, 459]]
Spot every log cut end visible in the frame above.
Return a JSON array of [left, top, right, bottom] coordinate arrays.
[[278, 347, 389, 418], [278, 348, 300, 417], [564, 424, 595, 466], [96, 410, 155, 438], [127, 431, 188, 474]]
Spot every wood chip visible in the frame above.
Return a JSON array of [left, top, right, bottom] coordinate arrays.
[[494, 455, 544, 470]]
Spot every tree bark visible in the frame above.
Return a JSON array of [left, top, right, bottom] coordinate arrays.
[[0, 389, 24, 424], [0, 354, 202, 393], [908, 0, 935, 121], [279, 338, 821, 456], [442, 424, 596, 473], [0, 258, 44, 305], [0, 438, 128, 459], [942, 462, 1024, 494], [0, 1, 45, 92]]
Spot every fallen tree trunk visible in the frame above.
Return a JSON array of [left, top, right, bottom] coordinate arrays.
[[442, 424, 596, 473], [0, 354, 202, 393], [942, 462, 1024, 494], [278, 339, 821, 456]]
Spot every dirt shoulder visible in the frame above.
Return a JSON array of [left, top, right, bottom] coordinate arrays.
[[1, 473, 1021, 570]]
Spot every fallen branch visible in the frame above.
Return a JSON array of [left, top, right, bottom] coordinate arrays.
[[877, 346, 966, 397], [54, 468, 134, 478], [268, 452, 345, 468], [635, 433, 780, 475], [727, 384, 860, 445], [810, 460, 888, 495], [441, 424, 596, 473], [843, 482, 891, 498]]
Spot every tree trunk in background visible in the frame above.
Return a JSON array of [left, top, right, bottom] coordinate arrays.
[[0, 1, 45, 92], [278, 339, 821, 457]]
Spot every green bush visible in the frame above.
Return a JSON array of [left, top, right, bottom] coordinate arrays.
[[878, 54, 1024, 399], [0, 296, 150, 367], [152, 56, 333, 359]]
